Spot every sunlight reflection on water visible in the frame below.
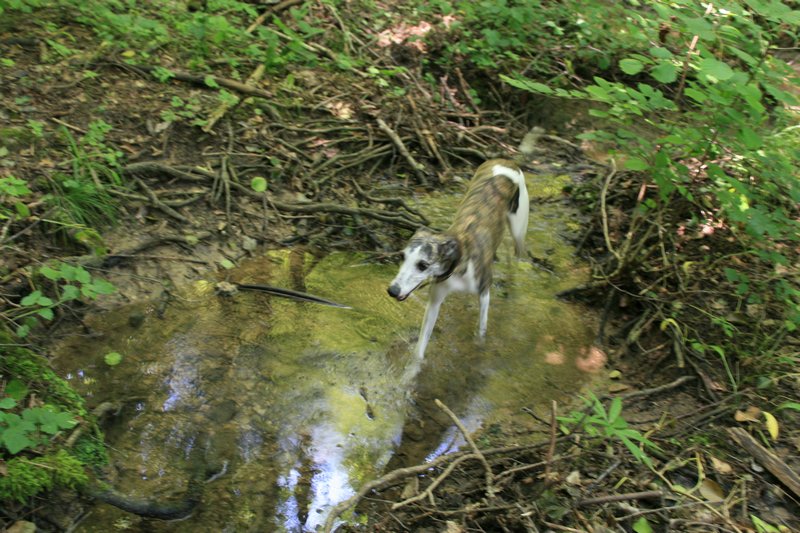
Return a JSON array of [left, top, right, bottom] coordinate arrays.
[[53, 172, 602, 532]]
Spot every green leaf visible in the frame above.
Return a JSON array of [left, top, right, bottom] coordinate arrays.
[[738, 127, 762, 150], [777, 401, 800, 412], [698, 58, 734, 81], [61, 285, 80, 301], [250, 176, 268, 193], [37, 410, 77, 434], [16, 323, 30, 338], [619, 58, 644, 75], [20, 290, 42, 306], [498, 74, 554, 95], [40, 266, 61, 280], [0, 398, 16, 409], [650, 62, 678, 84], [104, 352, 123, 366], [220, 259, 235, 270], [75, 267, 91, 284], [5, 379, 28, 401], [89, 279, 116, 295], [2, 427, 36, 454], [37, 308, 54, 320], [684, 87, 707, 103], [204, 75, 220, 89], [608, 397, 623, 423], [633, 516, 654, 533], [649, 47, 672, 59], [14, 202, 30, 217], [624, 157, 650, 171]]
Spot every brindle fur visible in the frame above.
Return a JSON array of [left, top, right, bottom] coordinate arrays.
[[446, 158, 522, 292], [387, 157, 529, 359]]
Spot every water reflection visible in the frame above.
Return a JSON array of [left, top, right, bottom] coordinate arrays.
[[53, 173, 601, 532]]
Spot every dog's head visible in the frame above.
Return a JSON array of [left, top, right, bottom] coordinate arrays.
[[387, 228, 461, 301]]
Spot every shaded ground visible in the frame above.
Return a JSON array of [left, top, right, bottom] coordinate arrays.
[[1, 3, 799, 533]]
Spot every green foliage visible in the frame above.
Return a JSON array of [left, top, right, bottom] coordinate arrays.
[[417, 0, 643, 75], [2, 0, 327, 74], [0, 175, 32, 224], [502, 0, 800, 363], [0, 450, 88, 502], [0, 398, 77, 454], [103, 351, 122, 366], [559, 394, 658, 467], [0, 335, 104, 502], [10, 262, 115, 338], [250, 176, 268, 193], [42, 123, 122, 230]]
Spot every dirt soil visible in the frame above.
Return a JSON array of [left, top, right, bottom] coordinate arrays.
[[1, 7, 799, 533]]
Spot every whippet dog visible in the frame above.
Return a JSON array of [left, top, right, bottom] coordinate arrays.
[[387, 155, 531, 359]]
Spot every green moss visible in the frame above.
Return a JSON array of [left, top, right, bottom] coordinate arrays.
[[0, 450, 88, 502], [0, 331, 87, 417], [0, 330, 108, 504], [71, 434, 109, 466]]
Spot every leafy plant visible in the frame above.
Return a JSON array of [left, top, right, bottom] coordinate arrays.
[[0, 397, 77, 454], [559, 394, 658, 467], [502, 0, 800, 370], [10, 262, 116, 338], [44, 123, 121, 228], [0, 176, 32, 227]]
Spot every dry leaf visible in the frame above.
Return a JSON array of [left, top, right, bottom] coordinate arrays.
[[698, 478, 725, 502], [735, 405, 761, 423], [608, 383, 631, 393], [709, 456, 733, 474], [565, 470, 582, 485], [763, 411, 779, 441]]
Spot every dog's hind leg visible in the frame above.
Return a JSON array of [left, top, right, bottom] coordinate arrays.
[[417, 284, 448, 359], [478, 289, 490, 338]]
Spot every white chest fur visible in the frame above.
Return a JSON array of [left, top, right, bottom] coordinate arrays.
[[440, 260, 479, 295]]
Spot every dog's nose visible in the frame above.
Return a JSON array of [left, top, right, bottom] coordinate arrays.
[[387, 284, 400, 298]]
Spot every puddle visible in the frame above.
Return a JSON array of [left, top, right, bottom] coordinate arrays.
[[53, 172, 602, 532]]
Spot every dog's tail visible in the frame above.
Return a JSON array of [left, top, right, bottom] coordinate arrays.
[[509, 127, 543, 257], [516, 127, 544, 164]]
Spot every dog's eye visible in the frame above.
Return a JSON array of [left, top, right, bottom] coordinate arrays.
[[417, 261, 429, 271]]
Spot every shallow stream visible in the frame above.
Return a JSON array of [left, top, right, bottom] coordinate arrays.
[[53, 172, 604, 532]]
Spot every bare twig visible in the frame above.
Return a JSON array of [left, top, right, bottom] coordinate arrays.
[[600, 158, 619, 261], [391, 453, 478, 510], [132, 177, 192, 224], [377, 118, 428, 186], [544, 400, 557, 484], [435, 399, 495, 498]]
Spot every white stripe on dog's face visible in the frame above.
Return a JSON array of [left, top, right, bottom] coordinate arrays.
[[387, 241, 435, 301]]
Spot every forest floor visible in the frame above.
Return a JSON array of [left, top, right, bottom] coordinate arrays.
[[1, 3, 799, 533]]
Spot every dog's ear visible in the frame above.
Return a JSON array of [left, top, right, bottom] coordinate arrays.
[[439, 235, 461, 270]]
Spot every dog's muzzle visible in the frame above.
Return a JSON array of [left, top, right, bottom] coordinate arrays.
[[387, 284, 406, 301]]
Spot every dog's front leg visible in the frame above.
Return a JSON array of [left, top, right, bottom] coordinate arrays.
[[417, 284, 448, 359], [478, 289, 490, 339]]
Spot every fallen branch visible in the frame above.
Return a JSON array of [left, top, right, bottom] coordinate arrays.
[[230, 181, 424, 230], [112, 63, 273, 100], [728, 427, 800, 499], [377, 118, 429, 186], [435, 398, 496, 498], [132, 177, 193, 224], [124, 162, 208, 183]]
